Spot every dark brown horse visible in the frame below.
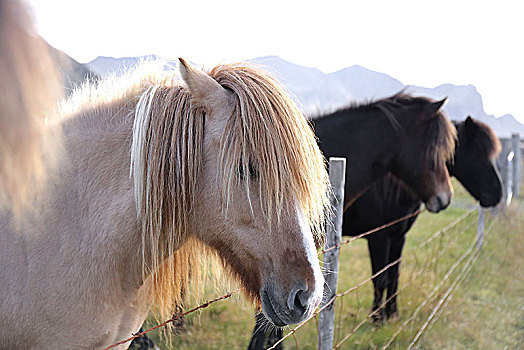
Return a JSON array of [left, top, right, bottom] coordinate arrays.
[[247, 93, 457, 350]]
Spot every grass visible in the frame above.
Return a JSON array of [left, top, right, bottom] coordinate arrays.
[[140, 179, 524, 349]]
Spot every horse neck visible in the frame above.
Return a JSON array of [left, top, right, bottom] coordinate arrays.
[[313, 108, 399, 205], [54, 101, 149, 289]]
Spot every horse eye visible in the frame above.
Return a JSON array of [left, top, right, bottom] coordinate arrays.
[[239, 162, 259, 180]]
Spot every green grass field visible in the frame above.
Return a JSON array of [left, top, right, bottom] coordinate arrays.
[[141, 179, 524, 349]]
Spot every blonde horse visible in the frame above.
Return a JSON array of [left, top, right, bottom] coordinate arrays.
[[0, 0, 62, 208], [0, 59, 330, 349]]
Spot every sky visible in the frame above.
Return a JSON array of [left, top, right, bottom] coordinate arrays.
[[27, 0, 523, 123]]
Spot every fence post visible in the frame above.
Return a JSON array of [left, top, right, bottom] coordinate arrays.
[[318, 157, 346, 350], [511, 134, 521, 197], [476, 206, 485, 250], [497, 138, 512, 209], [506, 151, 514, 207]]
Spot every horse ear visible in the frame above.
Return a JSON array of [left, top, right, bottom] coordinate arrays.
[[178, 58, 233, 113], [424, 98, 447, 118], [464, 115, 477, 140]]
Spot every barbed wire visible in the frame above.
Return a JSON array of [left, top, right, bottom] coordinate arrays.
[[405, 214, 499, 349], [321, 208, 423, 255], [417, 207, 476, 248], [267, 209, 432, 349], [103, 290, 237, 350], [380, 234, 481, 349], [332, 213, 478, 348]]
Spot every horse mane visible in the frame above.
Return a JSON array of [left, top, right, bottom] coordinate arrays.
[[0, 0, 62, 208], [455, 117, 501, 160], [323, 92, 456, 167], [312, 92, 404, 132], [127, 62, 329, 321], [391, 93, 456, 168]]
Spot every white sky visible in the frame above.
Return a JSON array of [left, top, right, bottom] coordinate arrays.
[[28, 0, 523, 123]]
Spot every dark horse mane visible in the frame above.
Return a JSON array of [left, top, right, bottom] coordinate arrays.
[[314, 92, 456, 169], [454, 117, 501, 161]]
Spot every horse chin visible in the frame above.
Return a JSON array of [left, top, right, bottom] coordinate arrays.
[[479, 198, 500, 208], [479, 192, 502, 208], [261, 290, 286, 327]]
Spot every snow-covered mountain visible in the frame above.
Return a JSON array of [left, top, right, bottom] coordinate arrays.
[[86, 55, 524, 137], [88, 55, 168, 76], [250, 56, 405, 113], [249, 56, 524, 137]]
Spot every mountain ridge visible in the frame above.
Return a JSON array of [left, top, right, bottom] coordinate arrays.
[[87, 54, 523, 137]]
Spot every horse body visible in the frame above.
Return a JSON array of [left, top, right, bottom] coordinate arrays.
[[0, 92, 150, 349], [1, 60, 330, 349], [344, 116, 502, 322]]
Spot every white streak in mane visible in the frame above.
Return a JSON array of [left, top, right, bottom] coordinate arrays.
[[130, 84, 159, 216]]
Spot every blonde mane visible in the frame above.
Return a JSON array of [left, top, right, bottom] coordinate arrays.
[[125, 62, 330, 320]]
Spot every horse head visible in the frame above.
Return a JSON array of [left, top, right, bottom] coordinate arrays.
[[389, 96, 455, 213], [449, 116, 502, 207], [178, 60, 329, 326]]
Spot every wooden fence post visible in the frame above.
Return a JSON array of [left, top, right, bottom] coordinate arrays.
[[511, 134, 521, 197], [476, 206, 485, 250], [506, 151, 514, 207], [497, 138, 513, 209], [318, 157, 346, 350]]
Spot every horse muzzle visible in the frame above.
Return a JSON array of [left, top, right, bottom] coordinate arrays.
[[260, 279, 323, 326], [479, 193, 502, 208], [425, 191, 452, 213]]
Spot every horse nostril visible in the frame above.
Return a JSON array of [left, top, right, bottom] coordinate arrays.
[[437, 196, 444, 209], [294, 290, 306, 311], [288, 282, 310, 314]]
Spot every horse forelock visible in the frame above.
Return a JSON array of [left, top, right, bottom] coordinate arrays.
[[384, 93, 457, 166], [457, 118, 501, 160], [423, 109, 456, 168], [209, 63, 330, 236]]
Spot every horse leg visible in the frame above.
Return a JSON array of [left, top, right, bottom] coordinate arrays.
[[367, 234, 391, 324], [385, 234, 406, 321], [247, 312, 283, 350]]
